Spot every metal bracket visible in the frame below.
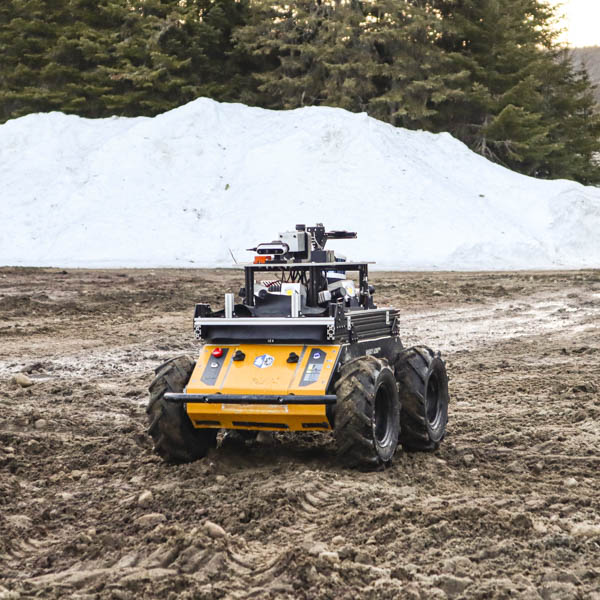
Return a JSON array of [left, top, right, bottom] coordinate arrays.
[[326, 324, 335, 340], [348, 325, 357, 344]]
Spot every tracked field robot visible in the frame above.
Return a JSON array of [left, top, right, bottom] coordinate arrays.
[[147, 224, 449, 468]]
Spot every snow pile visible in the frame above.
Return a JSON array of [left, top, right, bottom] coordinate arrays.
[[1, 97, 599, 269]]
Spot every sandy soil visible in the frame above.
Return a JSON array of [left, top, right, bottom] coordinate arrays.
[[0, 268, 599, 600]]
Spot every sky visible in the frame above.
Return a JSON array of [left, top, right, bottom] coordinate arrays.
[[551, 0, 600, 47]]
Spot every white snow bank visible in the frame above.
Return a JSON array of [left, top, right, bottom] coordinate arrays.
[[1, 97, 599, 269]]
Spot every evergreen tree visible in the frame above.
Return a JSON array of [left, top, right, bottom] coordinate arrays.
[[235, 0, 465, 129], [1, 0, 598, 184], [538, 50, 600, 184], [363, 0, 468, 129], [100, 0, 252, 116], [0, 0, 251, 122], [434, 0, 600, 183], [235, 1, 375, 111], [0, 0, 72, 120]]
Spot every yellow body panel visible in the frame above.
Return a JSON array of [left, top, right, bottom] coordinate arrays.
[[185, 344, 340, 431], [186, 402, 329, 431]]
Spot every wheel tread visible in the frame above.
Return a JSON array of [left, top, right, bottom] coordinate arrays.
[[395, 345, 449, 452], [334, 357, 399, 469], [146, 355, 217, 463]]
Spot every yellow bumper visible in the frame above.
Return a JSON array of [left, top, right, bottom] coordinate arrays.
[[186, 401, 331, 431]]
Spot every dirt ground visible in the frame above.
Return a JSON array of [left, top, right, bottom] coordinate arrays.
[[0, 267, 599, 600]]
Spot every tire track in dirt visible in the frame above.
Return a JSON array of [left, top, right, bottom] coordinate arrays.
[[0, 289, 600, 378], [399, 286, 600, 354], [219, 472, 351, 582], [1, 269, 600, 599], [1, 285, 597, 379]]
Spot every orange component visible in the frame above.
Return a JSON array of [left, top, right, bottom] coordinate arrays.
[[253, 255, 272, 264]]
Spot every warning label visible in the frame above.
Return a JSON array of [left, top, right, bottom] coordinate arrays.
[[300, 349, 326, 387]]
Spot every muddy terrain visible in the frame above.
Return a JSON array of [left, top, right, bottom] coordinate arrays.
[[0, 268, 599, 599]]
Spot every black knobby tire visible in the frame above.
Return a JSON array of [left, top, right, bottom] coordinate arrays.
[[147, 355, 217, 463], [395, 346, 449, 451], [334, 356, 400, 469]]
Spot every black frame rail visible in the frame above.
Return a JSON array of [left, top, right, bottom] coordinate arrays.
[[165, 393, 337, 405]]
